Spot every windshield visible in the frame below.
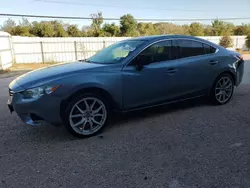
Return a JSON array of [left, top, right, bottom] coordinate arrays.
[[86, 40, 145, 64]]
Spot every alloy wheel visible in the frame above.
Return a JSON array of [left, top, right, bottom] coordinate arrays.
[[215, 76, 233, 104], [69, 97, 107, 135]]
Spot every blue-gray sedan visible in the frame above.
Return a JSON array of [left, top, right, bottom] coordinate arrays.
[[8, 35, 244, 137]]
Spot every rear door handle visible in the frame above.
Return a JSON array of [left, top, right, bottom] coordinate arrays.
[[166, 68, 178, 74], [209, 60, 219, 65]]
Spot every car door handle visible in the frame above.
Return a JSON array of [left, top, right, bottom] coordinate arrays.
[[209, 60, 219, 65], [166, 68, 177, 74]]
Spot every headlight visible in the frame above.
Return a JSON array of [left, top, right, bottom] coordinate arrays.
[[22, 85, 59, 99]]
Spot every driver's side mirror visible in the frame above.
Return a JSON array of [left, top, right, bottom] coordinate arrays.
[[134, 55, 153, 71]]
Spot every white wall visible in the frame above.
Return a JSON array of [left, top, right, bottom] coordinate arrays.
[[0, 34, 248, 65], [0, 32, 13, 70], [12, 37, 131, 63], [11, 35, 248, 64]]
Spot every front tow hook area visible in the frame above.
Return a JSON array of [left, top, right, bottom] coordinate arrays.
[[20, 114, 43, 126]]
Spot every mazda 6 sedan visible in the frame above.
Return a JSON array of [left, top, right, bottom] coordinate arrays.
[[8, 35, 244, 137]]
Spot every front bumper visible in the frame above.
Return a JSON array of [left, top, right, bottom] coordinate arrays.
[[236, 59, 244, 86], [7, 91, 63, 126]]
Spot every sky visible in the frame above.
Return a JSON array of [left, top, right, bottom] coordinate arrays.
[[0, 0, 250, 27]]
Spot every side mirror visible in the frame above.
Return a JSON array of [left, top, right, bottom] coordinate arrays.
[[136, 63, 144, 71], [134, 55, 152, 71]]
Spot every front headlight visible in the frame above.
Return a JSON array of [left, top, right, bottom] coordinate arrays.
[[22, 85, 59, 99]]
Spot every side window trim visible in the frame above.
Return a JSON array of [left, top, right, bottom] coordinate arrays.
[[128, 40, 174, 66], [126, 38, 219, 66], [173, 39, 218, 60]]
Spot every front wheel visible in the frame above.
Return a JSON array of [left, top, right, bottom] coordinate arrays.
[[210, 73, 234, 105], [64, 94, 109, 137]]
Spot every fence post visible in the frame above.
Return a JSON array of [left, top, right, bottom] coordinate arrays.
[[74, 41, 78, 60], [103, 41, 106, 49], [236, 37, 239, 49], [40, 41, 45, 64], [8, 35, 15, 65]]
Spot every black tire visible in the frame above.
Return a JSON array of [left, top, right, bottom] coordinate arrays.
[[63, 93, 110, 138], [210, 73, 235, 105]]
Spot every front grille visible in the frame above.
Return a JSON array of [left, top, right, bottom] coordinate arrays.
[[9, 88, 14, 96]]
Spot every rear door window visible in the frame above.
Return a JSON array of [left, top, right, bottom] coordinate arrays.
[[176, 40, 206, 58], [203, 43, 217, 54]]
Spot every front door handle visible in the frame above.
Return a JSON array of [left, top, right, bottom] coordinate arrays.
[[209, 60, 219, 65]]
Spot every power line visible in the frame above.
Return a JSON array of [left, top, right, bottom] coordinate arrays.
[[0, 13, 250, 22], [34, 0, 248, 12]]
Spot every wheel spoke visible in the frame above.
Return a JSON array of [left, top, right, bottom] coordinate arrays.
[[93, 104, 103, 114], [94, 113, 104, 117], [73, 118, 85, 127], [216, 91, 222, 96], [90, 100, 96, 110], [89, 120, 94, 130], [222, 93, 226, 101], [84, 99, 90, 110], [91, 117, 102, 125], [82, 119, 87, 130], [225, 83, 232, 89], [76, 104, 85, 114], [70, 114, 83, 118], [219, 93, 223, 101]]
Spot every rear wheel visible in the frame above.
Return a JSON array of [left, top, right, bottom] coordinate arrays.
[[211, 73, 234, 105], [64, 93, 109, 137]]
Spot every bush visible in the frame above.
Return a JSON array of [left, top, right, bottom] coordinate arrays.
[[246, 34, 250, 50], [219, 36, 233, 48]]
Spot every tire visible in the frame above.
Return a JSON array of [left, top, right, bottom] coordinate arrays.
[[210, 73, 235, 105], [63, 93, 110, 138]]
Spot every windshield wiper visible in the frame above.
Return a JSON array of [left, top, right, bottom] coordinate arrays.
[[79, 59, 93, 63]]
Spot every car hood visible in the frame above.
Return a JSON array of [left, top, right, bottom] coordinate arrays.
[[12, 61, 106, 89]]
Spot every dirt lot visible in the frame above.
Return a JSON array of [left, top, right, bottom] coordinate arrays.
[[0, 57, 250, 188]]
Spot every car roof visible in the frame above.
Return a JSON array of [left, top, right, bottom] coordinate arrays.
[[127, 35, 199, 41], [126, 35, 221, 49]]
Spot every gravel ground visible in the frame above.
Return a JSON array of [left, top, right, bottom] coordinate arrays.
[[0, 59, 250, 188]]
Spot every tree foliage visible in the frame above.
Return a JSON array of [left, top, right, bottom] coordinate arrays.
[[67, 25, 81, 37], [137, 23, 157, 36], [211, 20, 235, 36], [90, 12, 104, 37], [246, 34, 250, 49], [219, 36, 233, 48], [1, 14, 250, 37], [102, 23, 120, 36], [189, 22, 204, 36], [120, 14, 139, 36], [235, 24, 250, 35]]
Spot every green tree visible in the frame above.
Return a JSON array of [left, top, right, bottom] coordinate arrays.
[[120, 14, 139, 36], [234, 24, 250, 35], [204, 25, 213, 36], [11, 25, 30, 36], [51, 21, 68, 37], [67, 25, 81, 37], [246, 34, 250, 49], [154, 22, 188, 35], [102, 23, 120, 36], [30, 21, 54, 37], [1, 18, 16, 34], [189, 22, 204, 36], [90, 12, 104, 37], [211, 20, 235, 36], [137, 23, 157, 36], [219, 36, 233, 48]]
